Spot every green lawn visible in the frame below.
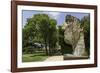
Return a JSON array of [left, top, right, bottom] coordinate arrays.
[[22, 52, 49, 62]]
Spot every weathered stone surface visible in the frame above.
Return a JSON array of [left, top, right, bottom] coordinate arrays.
[[73, 33, 87, 56], [64, 15, 80, 48], [63, 15, 87, 56]]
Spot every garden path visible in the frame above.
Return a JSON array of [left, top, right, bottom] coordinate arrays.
[[44, 56, 63, 61]]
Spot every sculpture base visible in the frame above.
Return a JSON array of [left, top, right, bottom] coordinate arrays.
[[64, 54, 89, 60]]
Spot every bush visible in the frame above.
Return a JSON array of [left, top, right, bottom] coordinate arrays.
[[81, 15, 90, 55], [23, 47, 35, 54], [61, 41, 73, 54]]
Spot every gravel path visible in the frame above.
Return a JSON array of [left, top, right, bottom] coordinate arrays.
[[44, 56, 63, 61]]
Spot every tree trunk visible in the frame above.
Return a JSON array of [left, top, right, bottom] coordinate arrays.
[[44, 39, 48, 55]]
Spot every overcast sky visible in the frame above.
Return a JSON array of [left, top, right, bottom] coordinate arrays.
[[22, 10, 89, 27]]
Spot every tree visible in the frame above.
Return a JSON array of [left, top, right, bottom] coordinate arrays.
[[37, 14, 50, 55], [81, 15, 90, 55], [48, 19, 57, 55], [22, 18, 37, 53], [58, 26, 64, 54], [36, 14, 57, 55], [23, 14, 57, 55]]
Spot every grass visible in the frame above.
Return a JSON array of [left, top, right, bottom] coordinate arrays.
[[22, 52, 49, 62]]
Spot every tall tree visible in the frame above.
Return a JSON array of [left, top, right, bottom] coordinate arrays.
[[58, 26, 64, 54], [81, 15, 90, 55], [48, 19, 57, 55], [23, 14, 57, 55], [37, 14, 50, 55], [22, 18, 37, 53]]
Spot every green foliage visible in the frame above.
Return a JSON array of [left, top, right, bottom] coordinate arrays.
[[58, 26, 64, 46], [62, 43, 73, 54], [22, 18, 36, 48], [23, 14, 57, 55], [58, 26, 73, 54], [81, 15, 90, 55], [48, 19, 58, 55]]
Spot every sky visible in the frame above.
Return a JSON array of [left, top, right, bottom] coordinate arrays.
[[22, 10, 89, 27]]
